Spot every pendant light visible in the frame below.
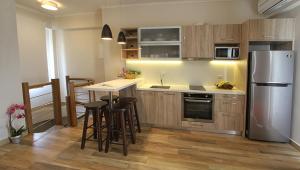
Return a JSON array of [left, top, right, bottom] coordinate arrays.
[[117, 31, 126, 44], [101, 24, 113, 40], [117, 0, 126, 44]]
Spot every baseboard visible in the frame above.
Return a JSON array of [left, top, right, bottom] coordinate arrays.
[[290, 139, 300, 151], [0, 138, 9, 146]]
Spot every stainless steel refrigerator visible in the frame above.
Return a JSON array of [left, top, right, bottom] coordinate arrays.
[[246, 51, 294, 143]]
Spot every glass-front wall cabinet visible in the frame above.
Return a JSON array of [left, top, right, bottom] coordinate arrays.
[[138, 27, 181, 59], [140, 44, 180, 59]]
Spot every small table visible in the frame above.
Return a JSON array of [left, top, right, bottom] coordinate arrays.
[[82, 78, 141, 144], [82, 78, 141, 109]]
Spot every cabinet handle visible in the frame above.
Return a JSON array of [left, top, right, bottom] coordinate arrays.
[[232, 103, 237, 105], [264, 35, 273, 38]]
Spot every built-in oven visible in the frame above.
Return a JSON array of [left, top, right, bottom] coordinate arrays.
[[183, 93, 214, 122], [215, 46, 239, 60]]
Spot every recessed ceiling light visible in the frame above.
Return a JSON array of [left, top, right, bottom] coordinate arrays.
[[41, 0, 58, 11]]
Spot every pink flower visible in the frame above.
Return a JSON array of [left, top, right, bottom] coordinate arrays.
[[6, 104, 25, 115], [16, 113, 25, 119], [15, 104, 25, 110], [6, 106, 16, 115], [19, 105, 25, 110]]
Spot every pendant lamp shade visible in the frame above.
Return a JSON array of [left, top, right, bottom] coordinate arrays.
[[117, 31, 126, 44], [101, 24, 113, 40]]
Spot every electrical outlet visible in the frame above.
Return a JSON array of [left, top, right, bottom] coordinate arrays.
[[217, 75, 224, 80]]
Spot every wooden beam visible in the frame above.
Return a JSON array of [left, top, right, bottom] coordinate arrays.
[[68, 82, 77, 127], [22, 82, 33, 134], [51, 79, 62, 125], [29, 82, 51, 89]]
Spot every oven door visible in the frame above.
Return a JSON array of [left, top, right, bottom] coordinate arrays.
[[215, 47, 230, 59], [183, 98, 213, 122]]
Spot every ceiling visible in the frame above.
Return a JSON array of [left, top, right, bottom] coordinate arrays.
[[15, 0, 232, 16]]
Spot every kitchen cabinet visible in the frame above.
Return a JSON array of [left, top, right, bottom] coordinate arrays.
[[213, 24, 241, 44], [248, 18, 295, 41], [138, 27, 181, 59], [140, 44, 180, 59], [121, 28, 139, 59], [214, 94, 245, 132], [182, 24, 214, 59], [136, 90, 182, 128]]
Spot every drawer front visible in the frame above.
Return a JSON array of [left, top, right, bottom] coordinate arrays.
[[215, 94, 244, 114], [182, 121, 216, 130], [215, 94, 244, 101], [215, 100, 243, 114]]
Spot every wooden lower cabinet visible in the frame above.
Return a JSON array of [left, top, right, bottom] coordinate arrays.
[[137, 91, 245, 134], [214, 94, 245, 132], [136, 90, 182, 128]]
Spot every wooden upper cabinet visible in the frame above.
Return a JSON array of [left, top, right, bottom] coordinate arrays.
[[181, 25, 196, 59], [182, 24, 213, 59], [248, 18, 295, 41], [213, 24, 241, 43]]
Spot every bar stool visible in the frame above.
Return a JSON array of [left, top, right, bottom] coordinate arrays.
[[81, 101, 108, 152], [105, 103, 136, 156], [100, 95, 119, 103], [119, 97, 141, 133]]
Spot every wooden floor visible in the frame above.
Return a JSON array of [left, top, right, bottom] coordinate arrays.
[[0, 123, 300, 170]]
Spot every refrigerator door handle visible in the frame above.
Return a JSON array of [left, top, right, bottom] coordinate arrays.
[[254, 83, 289, 87]]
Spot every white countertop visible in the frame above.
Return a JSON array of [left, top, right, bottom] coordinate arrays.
[[82, 78, 142, 92], [81, 78, 245, 95], [137, 84, 245, 95]]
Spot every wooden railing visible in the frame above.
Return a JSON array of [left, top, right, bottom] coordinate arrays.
[[65, 76, 95, 127], [22, 79, 62, 134]]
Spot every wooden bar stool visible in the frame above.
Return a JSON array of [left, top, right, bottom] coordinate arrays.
[[119, 97, 141, 133], [105, 103, 136, 156], [81, 101, 108, 152]]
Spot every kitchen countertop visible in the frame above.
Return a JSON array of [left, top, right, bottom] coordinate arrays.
[[82, 78, 143, 92], [137, 84, 245, 95]]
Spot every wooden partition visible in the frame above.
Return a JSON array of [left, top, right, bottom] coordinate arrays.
[[22, 79, 62, 134], [65, 76, 95, 127]]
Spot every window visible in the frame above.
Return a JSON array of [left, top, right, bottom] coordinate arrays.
[[45, 28, 55, 81]]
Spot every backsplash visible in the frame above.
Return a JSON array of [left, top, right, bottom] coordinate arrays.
[[126, 60, 238, 86]]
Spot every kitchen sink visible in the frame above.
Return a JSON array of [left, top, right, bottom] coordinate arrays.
[[150, 85, 171, 89]]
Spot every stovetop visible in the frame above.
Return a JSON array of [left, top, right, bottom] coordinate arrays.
[[189, 85, 206, 91]]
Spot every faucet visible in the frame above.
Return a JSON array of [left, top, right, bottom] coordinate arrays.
[[160, 72, 165, 86]]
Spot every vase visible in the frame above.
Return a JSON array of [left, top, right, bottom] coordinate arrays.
[[9, 135, 22, 144]]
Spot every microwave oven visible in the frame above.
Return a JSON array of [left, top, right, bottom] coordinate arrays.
[[215, 47, 239, 60]]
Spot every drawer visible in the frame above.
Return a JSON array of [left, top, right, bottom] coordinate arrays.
[[182, 121, 216, 130], [215, 100, 243, 114], [215, 94, 244, 101]]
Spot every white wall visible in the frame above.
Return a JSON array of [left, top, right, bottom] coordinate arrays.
[[102, 0, 260, 83], [16, 5, 52, 84], [275, 6, 300, 145], [53, 12, 105, 97], [0, 0, 22, 141], [16, 6, 54, 108]]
